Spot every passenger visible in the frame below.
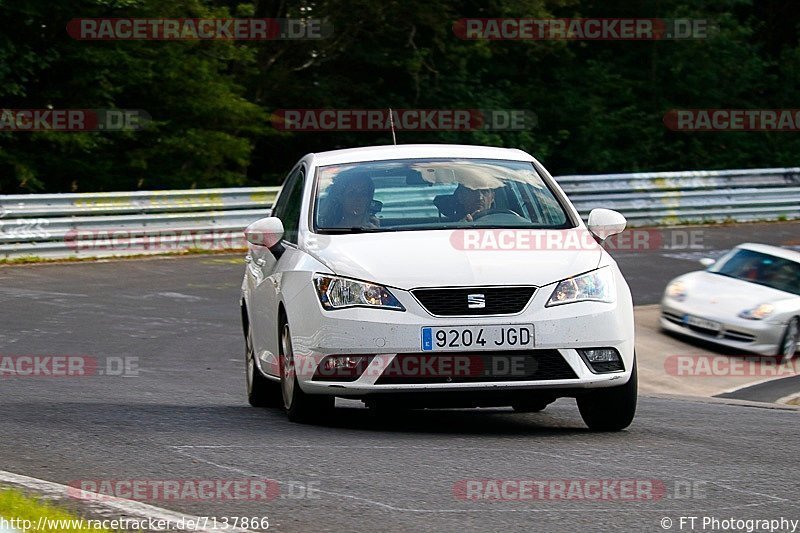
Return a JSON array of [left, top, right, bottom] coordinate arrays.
[[318, 173, 379, 228], [768, 262, 800, 292]]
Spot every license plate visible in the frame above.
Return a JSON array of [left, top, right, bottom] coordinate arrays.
[[684, 314, 722, 331], [421, 325, 534, 352]]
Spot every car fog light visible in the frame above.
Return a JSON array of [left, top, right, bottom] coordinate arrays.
[[577, 348, 624, 373], [580, 349, 620, 362], [314, 355, 374, 382]]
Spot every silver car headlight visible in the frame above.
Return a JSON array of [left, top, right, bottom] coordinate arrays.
[[665, 280, 687, 301], [738, 303, 774, 320], [546, 267, 615, 307], [313, 274, 405, 311]]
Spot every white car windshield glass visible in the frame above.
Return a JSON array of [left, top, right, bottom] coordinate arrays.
[[313, 158, 570, 233], [710, 249, 800, 295]]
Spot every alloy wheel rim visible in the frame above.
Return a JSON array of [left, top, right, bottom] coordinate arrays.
[[784, 320, 799, 360], [281, 324, 295, 409], [246, 329, 255, 395]]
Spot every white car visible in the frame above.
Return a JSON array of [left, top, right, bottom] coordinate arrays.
[[240, 144, 636, 430], [661, 243, 800, 360]]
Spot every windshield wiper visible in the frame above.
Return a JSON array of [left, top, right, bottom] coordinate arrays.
[[709, 271, 740, 280], [318, 227, 385, 234]]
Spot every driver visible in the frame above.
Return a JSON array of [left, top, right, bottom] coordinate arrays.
[[453, 184, 496, 222]]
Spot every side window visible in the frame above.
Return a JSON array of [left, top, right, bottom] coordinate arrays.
[[271, 166, 305, 244]]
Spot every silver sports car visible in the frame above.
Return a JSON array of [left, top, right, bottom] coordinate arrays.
[[661, 243, 800, 361]]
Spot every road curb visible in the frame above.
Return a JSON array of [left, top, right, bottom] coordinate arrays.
[[0, 472, 254, 533], [642, 392, 800, 410]]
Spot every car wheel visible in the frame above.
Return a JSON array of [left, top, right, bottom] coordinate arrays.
[[280, 322, 334, 423], [245, 324, 282, 408], [779, 317, 799, 362], [577, 359, 637, 431]]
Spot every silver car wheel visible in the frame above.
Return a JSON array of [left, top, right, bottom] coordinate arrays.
[[280, 324, 295, 409], [782, 318, 799, 362], [245, 328, 255, 395]]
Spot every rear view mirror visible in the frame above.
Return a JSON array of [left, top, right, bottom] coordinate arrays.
[[245, 217, 284, 248], [587, 208, 627, 241], [405, 169, 430, 185], [369, 200, 383, 215]]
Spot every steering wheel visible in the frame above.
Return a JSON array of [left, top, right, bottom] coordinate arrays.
[[470, 208, 522, 220]]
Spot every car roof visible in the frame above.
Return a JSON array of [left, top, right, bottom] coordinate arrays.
[[308, 144, 536, 166], [736, 242, 800, 263]]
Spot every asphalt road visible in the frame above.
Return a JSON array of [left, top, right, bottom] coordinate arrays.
[[1, 223, 799, 532], [717, 375, 800, 403]]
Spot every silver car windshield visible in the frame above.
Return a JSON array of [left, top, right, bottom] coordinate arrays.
[[313, 158, 571, 233], [710, 248, 800, 295]]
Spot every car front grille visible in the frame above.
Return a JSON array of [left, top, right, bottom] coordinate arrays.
[[662, 312, 756, 343], [722, 330, 756, 343], [662, 311, 684, 325], [374, 350, 577, 384], [412, 286, 536, 316]]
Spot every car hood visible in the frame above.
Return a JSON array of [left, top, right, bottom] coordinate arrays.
[[303, 230, 603, 290], [676, 271, 797, 312]]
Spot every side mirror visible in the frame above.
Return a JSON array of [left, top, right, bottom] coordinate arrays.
[[587, 208, 627, 241], [699, 258, 716, 267], [245, 217, 284, 248]]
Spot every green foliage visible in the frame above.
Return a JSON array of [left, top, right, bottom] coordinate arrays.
[[0, 0, 798, 192]]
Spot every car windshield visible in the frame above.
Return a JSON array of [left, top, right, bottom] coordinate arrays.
[[313, 158, 571, 233], [710, 248, 800, 295]]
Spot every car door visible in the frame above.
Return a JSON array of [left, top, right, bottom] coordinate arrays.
[[246, 163, 307, 377]]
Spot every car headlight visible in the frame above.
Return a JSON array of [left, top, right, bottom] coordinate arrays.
[[665, 280, 687, 301], [738, 303, 774, 320], [546, 267, 615, 307], [313, 274, 405, 311]]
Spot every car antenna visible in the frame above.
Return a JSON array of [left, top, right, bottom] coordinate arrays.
[[388, 107, 397, 145]]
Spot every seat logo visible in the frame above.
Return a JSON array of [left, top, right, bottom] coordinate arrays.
[[467, 293, 486, 309]]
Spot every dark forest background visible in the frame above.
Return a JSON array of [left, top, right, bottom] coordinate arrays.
[[1, 0, 798, 192]]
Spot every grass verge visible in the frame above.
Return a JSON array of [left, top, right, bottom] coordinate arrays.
[[0, 488, 117, 532]]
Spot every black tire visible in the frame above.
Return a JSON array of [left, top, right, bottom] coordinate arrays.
[[778, 317, 799, 362], [245, 323, 282, 408], [279, 321, 334, 423], [577, 359, 637, 431]]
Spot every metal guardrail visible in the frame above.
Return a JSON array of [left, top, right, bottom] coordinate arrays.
[[1, 168, 798, 259]]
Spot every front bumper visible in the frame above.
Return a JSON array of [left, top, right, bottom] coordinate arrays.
[[660, 298, 784, 356], [282, 273, 635, 396]]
